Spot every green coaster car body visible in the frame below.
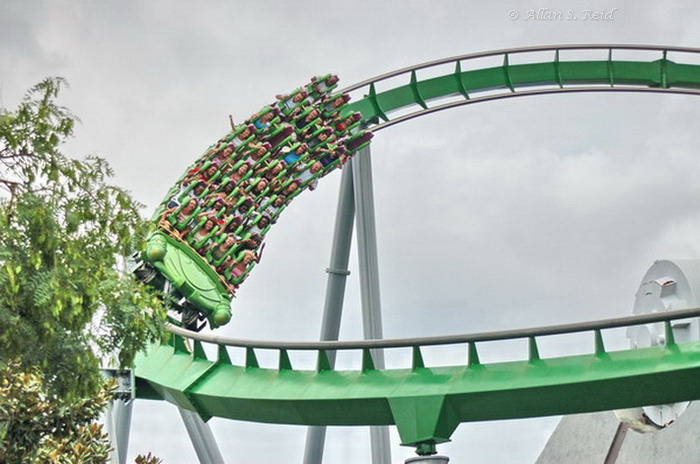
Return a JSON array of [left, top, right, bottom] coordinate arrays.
[[142, 231, 232, 328]]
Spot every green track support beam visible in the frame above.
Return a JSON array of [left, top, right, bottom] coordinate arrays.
[[217, 345, 231, 365], [468, 342, 480, 367], [410, 70, 428, 109], [665, 320, 677, 347], [362, 348, 376, 372], [388, 395, 460, 447], [279, 349, 292, 371], [528, 336, 540, 362], [192, 341, 207, 361], [454, 61, 470, 99], [503, 54, 515, 92], [554, 50, 564, 88], [661, 50, 669, 88], [172, 334, 188, 354], [245, 347, 259, 369], [367, 83, 389, 122], [317, 349, 332, 372], [594, 329, 606, 356], [412, 346, 425, 370]]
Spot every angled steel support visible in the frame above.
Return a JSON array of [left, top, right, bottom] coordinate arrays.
[[179, 408, 225, 464], [352, 146, 392, 464], [101, 369, 134, 464], [101, 368, 134, 464], [103, 399, 133, 464], [114, 400, 133, 464], [319, 164, 356, 360], [303, 166, 356, 464], [304, 149, 392, 464]]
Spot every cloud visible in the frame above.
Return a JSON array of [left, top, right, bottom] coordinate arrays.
[[3, 1, 700, 462]]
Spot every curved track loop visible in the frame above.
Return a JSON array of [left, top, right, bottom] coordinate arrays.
[[137, 307, 700, 446], [336, 44, 700, 131], [135, 44, 700, 449]]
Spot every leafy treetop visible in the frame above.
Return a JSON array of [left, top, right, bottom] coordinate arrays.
[[0, 77, 165, 400]]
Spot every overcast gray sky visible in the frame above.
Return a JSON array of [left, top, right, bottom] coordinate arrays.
[[3, 1, 700, 462]]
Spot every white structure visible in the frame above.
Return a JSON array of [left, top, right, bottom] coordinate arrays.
[[538, 259, 700, 463]]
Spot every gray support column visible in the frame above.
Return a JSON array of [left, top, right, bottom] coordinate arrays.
[[179, 408, 226, 464], [352, 146, 392, 464], [303, 166, 356, 464], [103, 403, 118, 464], [103, 400, 132, 464], [604, 422, 630, 464], [113, 399, 133, 464], [101, 369, 133, 464], [319, 164, 356, 360]]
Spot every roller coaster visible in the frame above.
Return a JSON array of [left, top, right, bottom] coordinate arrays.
[[126, 45, 700, 463], [131, 73, 372, 330]]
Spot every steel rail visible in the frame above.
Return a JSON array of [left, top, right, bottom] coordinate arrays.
[[336, 44, 700, 94], [371, 86, 700, 132], [165, 306, 700, 351]]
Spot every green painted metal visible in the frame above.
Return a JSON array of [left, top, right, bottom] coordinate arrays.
[[409, 70, 428, 109], [367, 82, 389, 122], [143, 231, 232, 328], [278, 349, 292, 371], [134, 46, 700, 452], [467, 342, 480, 367], [594, 330, 606, 356], [453, 61, 470, 99], [341, 52, 700, 127], [412, 346, 425, 370], [135, 337, 700, 447]]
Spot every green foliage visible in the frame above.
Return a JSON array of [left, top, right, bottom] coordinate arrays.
[[135, 452, 163, 464], [0, 77, 165, 401], [0, 362, 113, 463]]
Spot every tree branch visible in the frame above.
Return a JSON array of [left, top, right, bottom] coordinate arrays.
[[0, 178, 19, 188], [0, 152, 33, 160]]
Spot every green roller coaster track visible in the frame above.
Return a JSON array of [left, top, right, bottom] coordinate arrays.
[[134, 45, 700, 454]]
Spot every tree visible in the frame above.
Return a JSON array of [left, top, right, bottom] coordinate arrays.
[[0, 78, 165, 459], [0, 362, 113, 463]]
